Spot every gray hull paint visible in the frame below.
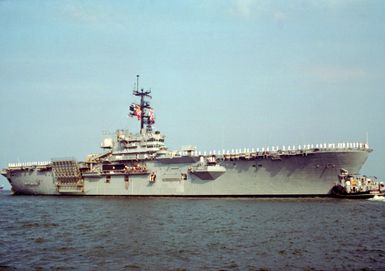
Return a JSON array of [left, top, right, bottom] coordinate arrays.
[[4, 150, 369, 196]]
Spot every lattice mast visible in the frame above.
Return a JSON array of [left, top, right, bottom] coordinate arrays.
[[129, 75, 155, 131]]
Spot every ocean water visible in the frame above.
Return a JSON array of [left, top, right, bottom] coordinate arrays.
[[0, 191, 384, 271]]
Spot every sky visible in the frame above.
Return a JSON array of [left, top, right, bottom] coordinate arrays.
[[1, 0, 385, 189]]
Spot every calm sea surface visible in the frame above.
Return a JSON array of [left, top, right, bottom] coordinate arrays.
[[0, 191, 384, 271]]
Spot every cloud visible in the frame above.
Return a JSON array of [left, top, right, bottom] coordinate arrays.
[[230, 0, 288, 24], [229, 0, 356, 20], [306, 65, 368, 83], [63, 3, 101, 23], [60, 2, 127, 30], [273, 10, 286, 21], [230, 0, 257, 18], [309, 0, 356, 9]]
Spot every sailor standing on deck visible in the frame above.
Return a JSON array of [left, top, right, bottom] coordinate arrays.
[[357, 178, 362, 192], [345, 179, 351, 193]]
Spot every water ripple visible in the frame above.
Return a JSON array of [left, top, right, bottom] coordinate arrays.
[[0, 192, 384, 270]]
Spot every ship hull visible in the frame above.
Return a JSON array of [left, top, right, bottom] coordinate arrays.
[[2, 150, 369, 196]]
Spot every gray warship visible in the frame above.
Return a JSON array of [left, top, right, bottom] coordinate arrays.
[[1, 76, 371, 196]]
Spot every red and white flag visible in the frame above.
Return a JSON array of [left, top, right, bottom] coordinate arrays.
[[149, 109, 155, 122], [134, 105, 141, 120]]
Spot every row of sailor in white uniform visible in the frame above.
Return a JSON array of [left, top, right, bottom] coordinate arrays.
[[177, 142, 369, 157]]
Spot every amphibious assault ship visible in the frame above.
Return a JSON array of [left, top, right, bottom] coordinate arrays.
[[1, 76, 371, 196]]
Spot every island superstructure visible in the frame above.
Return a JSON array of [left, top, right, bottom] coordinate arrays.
[[1, 76, 371, 196]]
